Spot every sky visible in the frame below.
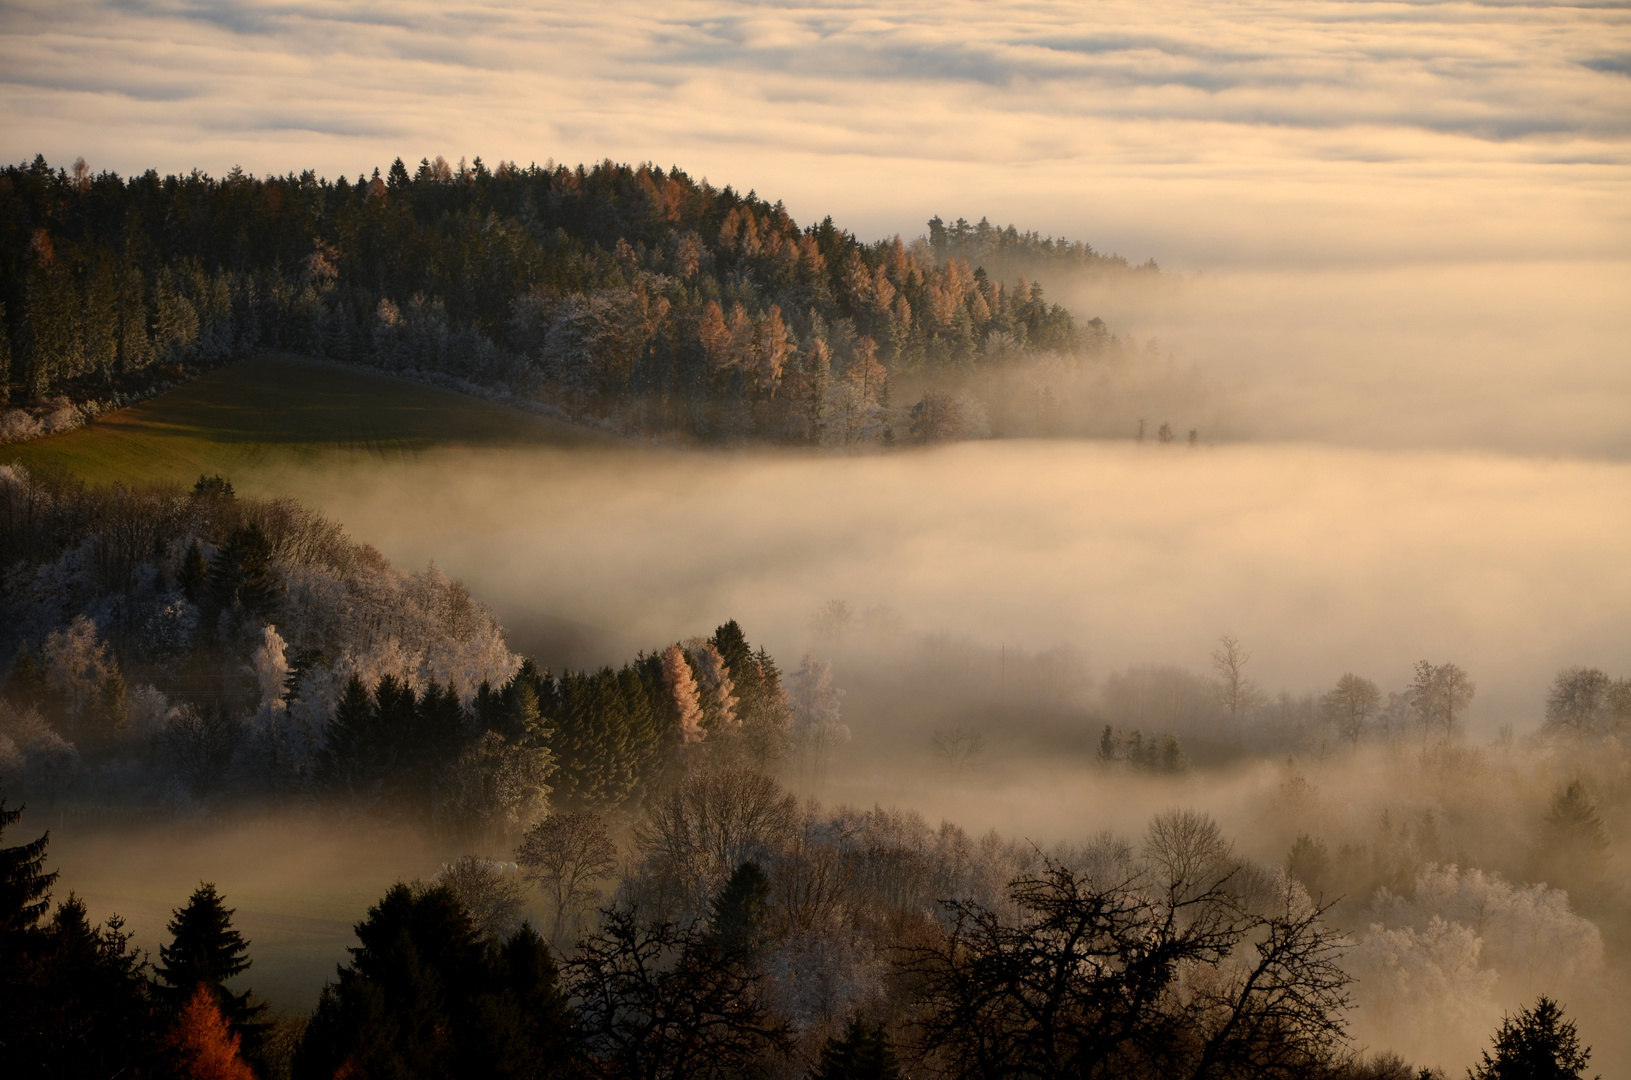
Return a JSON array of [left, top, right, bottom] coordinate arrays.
[[3, 0, 1628, 268]]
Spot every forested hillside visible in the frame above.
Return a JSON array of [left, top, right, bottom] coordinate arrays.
[[0, 467, 814, 833], [0, 154, 1141, 446]]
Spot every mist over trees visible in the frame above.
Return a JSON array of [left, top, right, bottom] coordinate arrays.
[[0, 154, 1169, 448]]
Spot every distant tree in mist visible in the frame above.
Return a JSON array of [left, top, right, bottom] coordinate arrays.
[[1287, 834, 1332, 898], [433, 855, 529, 941], [930, 726, 985, 784], [1469, 996, 1596, 1080], [1544, 667, 1629, 735], [1533, 780, 1611, 907], [811, 599, 855, 646], [1407, 662, 1474, 741], [908, 388, 966, 444], [516, 810, 619, 949], [790, 654, 847, 789], [1321, 674, 1381, 747], [1212, 634, 1264, 725]]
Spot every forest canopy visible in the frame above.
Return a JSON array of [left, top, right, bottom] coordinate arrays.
[[0, 154, 1144, 446]]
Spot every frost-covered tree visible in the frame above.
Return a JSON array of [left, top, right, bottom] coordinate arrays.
[[790, 654, 847, 789]]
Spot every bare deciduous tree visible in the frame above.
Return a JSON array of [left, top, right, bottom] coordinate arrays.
[[1544, 667, 1614, 734], [930, 726, 985, 785], [565, 909, 791, 1080], [1212, 635, 1264, 725], [1321, 674, 1382, 747], [516, 810, 619, 948], [433, 855, 529, 941], [902, 835, 1351, 1080], [1408, 662, 1475, 741], [636, 764, 798, 913]]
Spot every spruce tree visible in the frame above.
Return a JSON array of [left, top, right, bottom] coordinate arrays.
[[321, 675, 378, 795], [155, 882, 265, 1036], [0, 793, 55, 942], [810, 1015, 902, 1080], [1470, 996, 1596, 1080], [3, 642, 47, 711], [709, 860, 770, 959]]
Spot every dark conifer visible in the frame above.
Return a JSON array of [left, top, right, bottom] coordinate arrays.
[[155, 883, 264, 1031], [3, 642, 47, 710], [320, 675, 378, 794], [709, 860, 771, 959], [1470, 996, 1595, 1080], [810, 1015, 902, 1080], [0, 793, 55, 941]]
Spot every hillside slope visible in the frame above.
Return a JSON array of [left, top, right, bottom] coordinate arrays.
[[4, 353, 601, 489]]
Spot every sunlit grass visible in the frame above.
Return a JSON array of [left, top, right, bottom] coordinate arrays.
[[4, 353, 599, 491]]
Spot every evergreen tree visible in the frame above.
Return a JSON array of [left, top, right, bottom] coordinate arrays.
[[0, 298, 11, 402], [708, 860, 770, 959], [1535, 780, 1611, 906], [1469, 996, 1596, 1080], [293, 883, 578, 1080], [205, 524, 279, 625], [320, 675, 378, 795], [155, 883, 265, 1040], [180, 540, 208, 603], [0, 793, 55, 942], [371, 672, 417, 772], [3, 642, 47, 711], [810, 1015, 902, 1080]]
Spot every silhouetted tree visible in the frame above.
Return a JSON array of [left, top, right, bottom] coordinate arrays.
[[155, 882, 265, 1045], [1469, 996, 1596, 1080], [294, 883, 579, 1080], [810, 1015, 902, 1080], [566, 908, 790, 1080]]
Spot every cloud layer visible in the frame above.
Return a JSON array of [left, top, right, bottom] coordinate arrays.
[[3, 0, 1628, 264]]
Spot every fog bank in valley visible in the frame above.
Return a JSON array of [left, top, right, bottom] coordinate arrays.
[[278, 439, 1630, 740]]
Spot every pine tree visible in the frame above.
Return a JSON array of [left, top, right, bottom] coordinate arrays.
[[320, 675, 378, 795], [3, 642, 47, 710], [810, 1015, 902, 1080], [0, 793, 56, 941], [156, 883, 265, 1037], [180, 539, 208, 603], [0, 299, 11, 403], [709, 860, 770, 958], [662, 644, 705, 746], [1469, 996, 1596, 1080], [1535, 780, 1611, 905]]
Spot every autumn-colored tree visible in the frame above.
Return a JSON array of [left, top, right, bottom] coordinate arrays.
[[168, 984, 256, 1080], [663, 644, 705, 744]]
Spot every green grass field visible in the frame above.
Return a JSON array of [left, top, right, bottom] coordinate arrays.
[[4, 354, 598, 489]]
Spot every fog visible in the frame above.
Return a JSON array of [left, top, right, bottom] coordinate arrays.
[[240, 438, 1630, 740], [1049, 259, 1631, 459]]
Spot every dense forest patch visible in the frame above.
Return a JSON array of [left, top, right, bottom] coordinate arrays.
[[0, 154, 1155, 450]]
